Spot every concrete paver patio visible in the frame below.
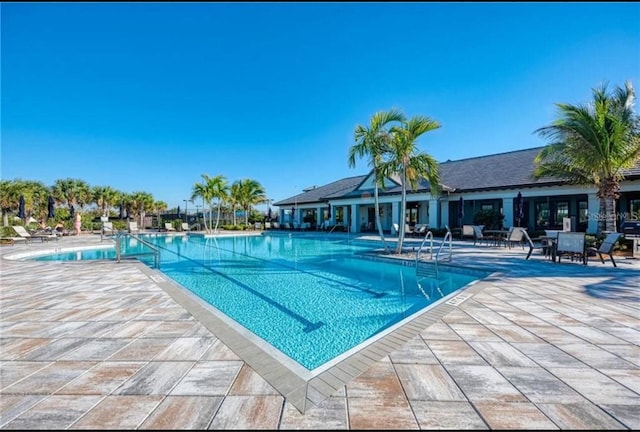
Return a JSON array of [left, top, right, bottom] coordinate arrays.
[[0, 232, 638, 429]]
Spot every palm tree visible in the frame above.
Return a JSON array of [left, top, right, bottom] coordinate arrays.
[[51, 178, 91, 213], [130, 191, 155, 228], [0, 180, 22, 226], [533, 81, 640, 233], [93, 186, 119, 217], [229, 181, 242, 226], [191, 179, 212, 233], [153, 200, 168, 230], [23, 180, 49, 223], [236, 179, 266, 226], [206, 175, 229, 232], [386, 115, 442, 254], [349, 109, 406, 254]]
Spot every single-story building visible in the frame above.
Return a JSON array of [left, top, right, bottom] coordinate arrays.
[[273, 146, 640, 234]]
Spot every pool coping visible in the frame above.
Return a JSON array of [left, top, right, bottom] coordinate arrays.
[[134, 256, 499, 413]]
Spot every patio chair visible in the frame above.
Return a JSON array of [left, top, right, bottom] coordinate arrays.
[[405, 224, 415, 237], [471, 225, 491, 246], [461, 225, 475, 241], [556, 232, 587, 265], [522, 230, 551, 260], [165, 222, 176, 232], [12, 225, 57, 243], [128, 221, 140, 234], [181, 222, 190, 232], [502, 227, 526, 249], [586, 232, 622, 267], [413, 224, 428, 237]]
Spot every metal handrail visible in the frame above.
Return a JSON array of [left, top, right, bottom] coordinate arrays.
[[114, 231, 161, 269], [415, 230, 434, 264], [436, 226, 453, 263]]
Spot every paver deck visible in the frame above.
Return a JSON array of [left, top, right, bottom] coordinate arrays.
[[1, 232, 638, 429]]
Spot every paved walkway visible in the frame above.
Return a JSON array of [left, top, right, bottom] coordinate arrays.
[[0, 232, 638, 429]]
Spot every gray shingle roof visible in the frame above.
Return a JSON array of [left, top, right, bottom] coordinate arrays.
[[273, 175, 367, 206], [275, 146, 640, 204]]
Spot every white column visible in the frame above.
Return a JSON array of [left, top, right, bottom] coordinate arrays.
[[587, 192, 599, 234], [428, 199, 438, 228], [502, 197, 514, 228]]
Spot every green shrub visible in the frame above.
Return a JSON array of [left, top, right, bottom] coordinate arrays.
[[473, 209, 505, 230]]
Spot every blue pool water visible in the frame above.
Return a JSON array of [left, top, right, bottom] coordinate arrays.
[[33, 233, 484, 370]]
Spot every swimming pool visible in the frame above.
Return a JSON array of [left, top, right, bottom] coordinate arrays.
[[34, 233, 484, 371]]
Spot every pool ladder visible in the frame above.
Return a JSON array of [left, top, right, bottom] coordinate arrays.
[[114, 232, 161, 269], [415, 225, 453, 279]]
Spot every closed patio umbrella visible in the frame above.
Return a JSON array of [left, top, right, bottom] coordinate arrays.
[[291, 207, 295, 223], [516, 192, 524, 226], [267, 207, 272, 221], [47, 196, 56, 218], [119, 202, 124, 219], [327, 203, 331, 218], [457, 196, 464, 225], [69, 205, 75, 219], [176, 206, 181, 220], [18, 195, 26, 219]]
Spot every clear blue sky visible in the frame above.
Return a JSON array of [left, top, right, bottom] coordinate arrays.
[[2, 2, 639, 213]]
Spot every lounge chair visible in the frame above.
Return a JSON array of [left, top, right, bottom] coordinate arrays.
[[392, 223, 400, 236], [102, 222, 115, 236], [128, 221, 140, 234], [405, 224, 415, 237], [165, 222, 176, 232], [556, 232, 587, 265], [0, 236, 28, 246], [181, 223, 190, 232], [12, 225, 57, 243], [272, 222, 280, 230], [587, 232, 622, 267]]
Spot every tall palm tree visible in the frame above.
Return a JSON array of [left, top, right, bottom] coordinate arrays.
[[0, 180, 22, 226], [387, 115, 442, 254], [349, 109, 405, 254], [236, 179, 266, 226], [533, 81, 640, 233], [191, 178, 212, 233], [206, 175, 229, 233], [229, 181, 242, 226]]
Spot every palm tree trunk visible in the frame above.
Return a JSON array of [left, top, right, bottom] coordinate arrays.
[[605, 197, 617, 233], [201, 198, 209, 233], [215, 202, 222, 232], [374, 183, 390, 254], [396, 164, 407, 254], [209, 204, 214, 233], [232, 205, 237, 226]]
